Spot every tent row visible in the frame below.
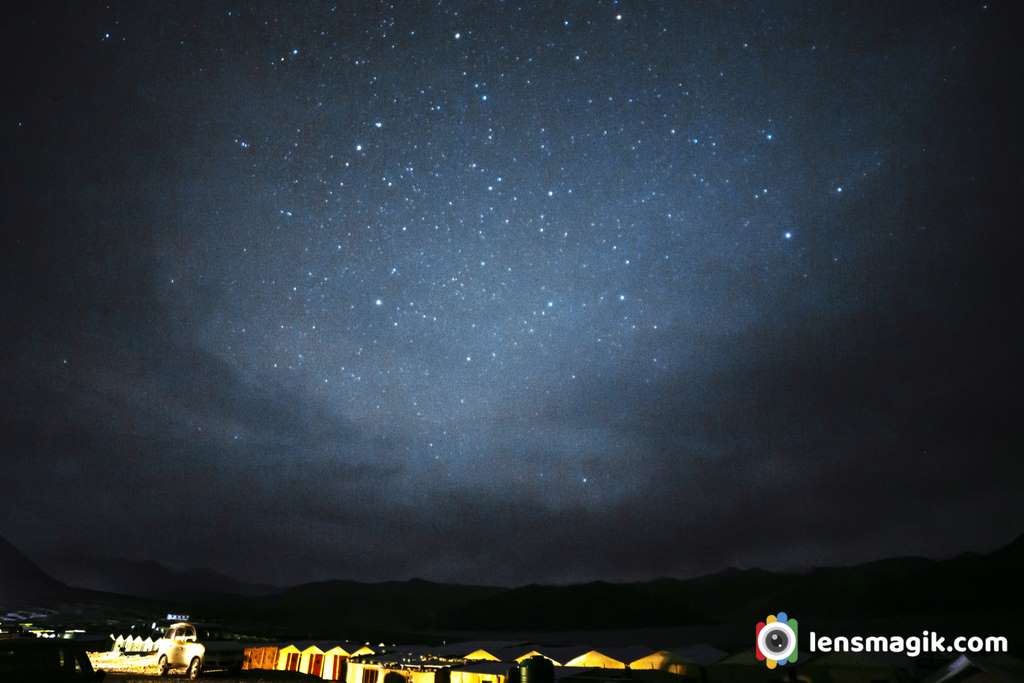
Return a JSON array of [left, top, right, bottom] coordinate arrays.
[[108, 634, 157, 654], [243, 641, 377, 679], [241, 640, 729, 682]]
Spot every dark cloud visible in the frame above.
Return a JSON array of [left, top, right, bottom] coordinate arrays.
[[1, 1, 1020, 586]]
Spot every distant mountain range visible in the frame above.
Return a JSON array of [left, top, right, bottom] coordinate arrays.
[[38, 553, 280, 599], [3, 532, 1022, 640], [434, 532, 1024, 630], [0, 534, 68, 605]]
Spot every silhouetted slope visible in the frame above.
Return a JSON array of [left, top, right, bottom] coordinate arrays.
[[0, 534, 67, 605], [643, 568, 791, 621], [440, 534, 1024, 630], [724, 536, 1024, 620], [871, 532, 1024, 615], [4, 532, 1022, 638], [42, 554, 280, 599]]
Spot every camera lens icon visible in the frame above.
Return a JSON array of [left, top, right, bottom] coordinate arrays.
[[755, 612, 798, 668], [758, 622, 795, 660]]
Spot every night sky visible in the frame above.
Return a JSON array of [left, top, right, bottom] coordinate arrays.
[[2, 1, 1020, 586]]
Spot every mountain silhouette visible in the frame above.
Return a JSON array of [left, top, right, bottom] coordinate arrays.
[[0, 534, 67, 605], [39, 553, 280, 599], [3, 532, 1022, 640]]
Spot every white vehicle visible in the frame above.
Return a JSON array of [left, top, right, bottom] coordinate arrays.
[[154, 621, 243, 679]]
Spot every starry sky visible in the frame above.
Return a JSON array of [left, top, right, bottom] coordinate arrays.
[[2, 1, 1020, 586]]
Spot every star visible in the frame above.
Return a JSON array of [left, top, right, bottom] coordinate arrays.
[[11, 0, 1006, 588]]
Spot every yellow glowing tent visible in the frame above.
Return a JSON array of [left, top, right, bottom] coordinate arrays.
[[300, 643, 328, 677], [277, 644, 303, 672], [563, 650, 628, 669]]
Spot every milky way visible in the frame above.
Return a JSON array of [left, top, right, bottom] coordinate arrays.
[[2, 2, 1019, 584]]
